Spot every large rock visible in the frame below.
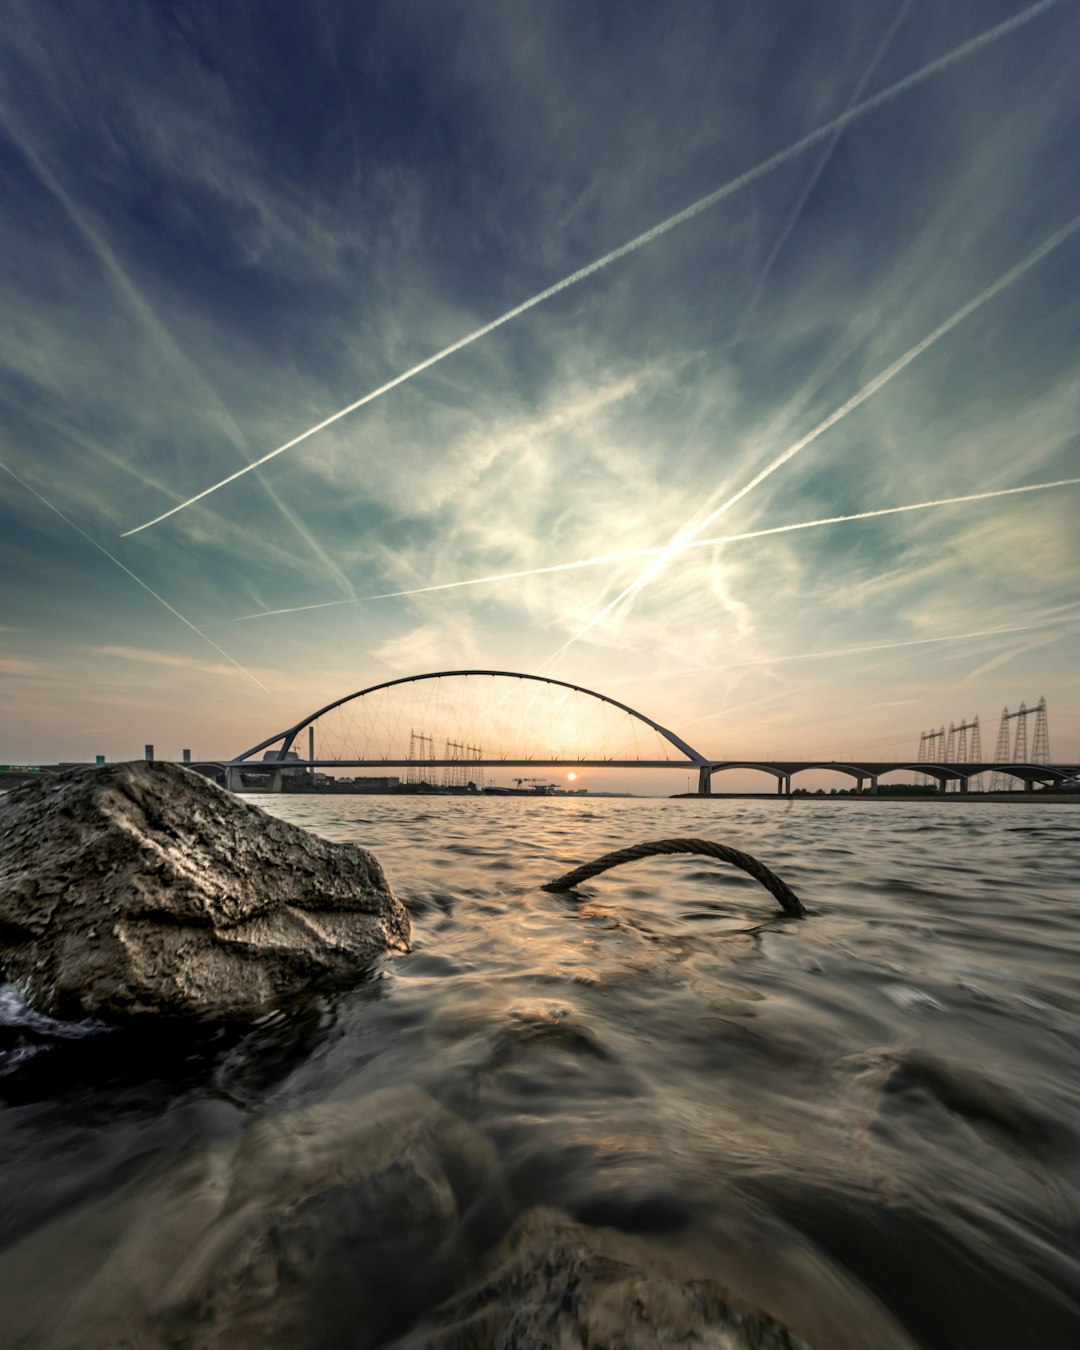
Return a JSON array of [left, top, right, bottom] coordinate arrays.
[[0, 761, 410, 1021]]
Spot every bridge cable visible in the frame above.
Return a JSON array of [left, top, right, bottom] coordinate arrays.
[[543, 838, 804, 917]]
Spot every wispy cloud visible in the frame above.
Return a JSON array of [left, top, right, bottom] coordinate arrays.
[[734, 0, 915, 341], [0, 95, 355, 601], [213, 475, 1080, 622], [543, 212, 1080, 666], [710, 614, 1080, 674], [120, 0, 1065, 536], [0, 462, 270, 691], [0, 656, 46, 676], [94, 645, 259, 679], [2, 0, 1077, 769]]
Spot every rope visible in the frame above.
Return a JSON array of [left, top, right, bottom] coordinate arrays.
[[542, 837, 805, 917]]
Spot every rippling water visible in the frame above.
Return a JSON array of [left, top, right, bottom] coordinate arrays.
[[2, 796, 1079, 1348]]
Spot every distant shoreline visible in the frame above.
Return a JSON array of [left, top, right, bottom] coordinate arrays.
[[2, 771, 1075, 805]]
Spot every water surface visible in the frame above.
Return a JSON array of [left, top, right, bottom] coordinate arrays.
[[2, 796, 1078, 1347]]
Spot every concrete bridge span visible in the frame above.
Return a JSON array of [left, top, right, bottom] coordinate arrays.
[[703, 761, 1079, 794]]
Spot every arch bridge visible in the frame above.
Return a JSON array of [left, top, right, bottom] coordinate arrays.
[[227, 669, 710, 791], [226, 670, 1078, 793]]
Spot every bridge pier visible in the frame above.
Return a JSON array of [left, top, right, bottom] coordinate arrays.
[[697, 765, 712, 796], [1025, 778, 1034, 793], [870, 775, 878, 795]]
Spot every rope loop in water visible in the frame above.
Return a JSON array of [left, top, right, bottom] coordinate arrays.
[[543, 837, 805, 917]]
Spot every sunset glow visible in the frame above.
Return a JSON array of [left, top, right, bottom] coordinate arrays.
[[0, 0, 1076, 787]]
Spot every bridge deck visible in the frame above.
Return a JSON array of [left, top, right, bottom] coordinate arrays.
[[226, 758, 1078, 775]]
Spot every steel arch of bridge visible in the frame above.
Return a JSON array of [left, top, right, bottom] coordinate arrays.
[[231, 668, 710, 767]]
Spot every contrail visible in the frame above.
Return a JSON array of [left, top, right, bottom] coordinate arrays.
[[667, 613, 1080, 732], [0, 99, 354, 600], [708, 614, 1079, 673], [121, 0, 1064, 537], [736, 0, 915, 341], [544, 211, 1080, 666], [0, 462, 271, 692], [21, 402, 352, 592], [214, 476, 1080, 622]]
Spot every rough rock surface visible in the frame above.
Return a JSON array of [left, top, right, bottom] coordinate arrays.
[[0, 1085, 507, 1350], [0, 760, 410, 1020], [392, 1206, 812, 1349]]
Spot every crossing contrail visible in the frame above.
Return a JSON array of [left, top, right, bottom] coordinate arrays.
[[0, 99, 355, 600], [0, 462, 270, 692], [121, 0, 1064, 537], [215, 475, 1080, 622], [543, 210, 1080, 666], [735, 0, 915, 343]]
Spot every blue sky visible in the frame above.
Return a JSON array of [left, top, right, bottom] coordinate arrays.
[[1, 0, 1078, 785]]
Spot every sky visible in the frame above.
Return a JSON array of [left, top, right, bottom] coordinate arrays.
[[1, 0, 1078, 792]]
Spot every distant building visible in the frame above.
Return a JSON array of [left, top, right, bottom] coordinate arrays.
[[262, 749, 306, 778]]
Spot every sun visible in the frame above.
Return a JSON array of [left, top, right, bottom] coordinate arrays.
[[566, 772, 577, 782]]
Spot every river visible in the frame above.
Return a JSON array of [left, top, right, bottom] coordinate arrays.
[[2, 795, 1079, 1347]]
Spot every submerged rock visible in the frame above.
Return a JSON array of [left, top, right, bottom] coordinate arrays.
[[0, 1085, 507, 1350], [0, 761, 410, 1021], [392, 1206, 812, 1349]]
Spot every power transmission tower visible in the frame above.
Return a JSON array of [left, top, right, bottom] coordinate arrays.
[[1032, 695, 1050, 765], [989, 700, 1048, 790], [409, 731, 435, 785], [990, 707, 1012, 791], [444, 740, 468, 788], [952, 716, 980, 792], [919, 726, 945, 789], [1013, 701, 1029, 765], [965, 715, 983, 791], [915, 729, 929, 785], [466, 743, 484, 789]]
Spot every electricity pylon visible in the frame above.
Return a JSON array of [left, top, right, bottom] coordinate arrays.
[[1032, 695, 1050, 765], [990, 699, 1049, 790]]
